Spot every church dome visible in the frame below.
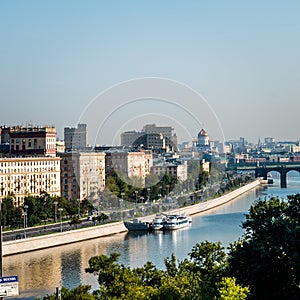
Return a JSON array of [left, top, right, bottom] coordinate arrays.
[[198, 128, 208, 137]]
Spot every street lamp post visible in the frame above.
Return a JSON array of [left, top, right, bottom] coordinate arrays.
[[135, 190, 138, 209], [121, 192, 125, 208], [119, 198, 123, 220], [58, 208, 63, 232], [54, 201, 58, 223], [24, 205, 28, 238], [165, 185, 170, 201], [24, 205, 28, 228]]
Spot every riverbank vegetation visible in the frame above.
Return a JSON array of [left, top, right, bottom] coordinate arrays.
[[0, 192, 95, 230], [43, 194, 300, 300]]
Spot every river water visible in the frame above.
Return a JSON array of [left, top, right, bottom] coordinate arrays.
[[4, 175, 300, 299]]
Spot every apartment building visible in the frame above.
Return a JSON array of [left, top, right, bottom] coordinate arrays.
[[0, 156, 61, 206], [151, 161, 188, 182], [110, 151, 153, 183], [60, 152, 105, 201], [0, 125, 57, 157], [120, 131, 143, 147], [121, 124, 177, 149], [64, 123, 88, 151]]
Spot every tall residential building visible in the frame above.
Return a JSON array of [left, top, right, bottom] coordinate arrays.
[[0, 156, 61, 206], [110, 151, 153, 184], [121, 124, 177, 149], [120, 131, 143, 147], [151, 161, 188, 181], [64, 123, 88, 151], [142, 124, 172, 138], [0, 125, 57, 157], [60, 152, 105, 201]]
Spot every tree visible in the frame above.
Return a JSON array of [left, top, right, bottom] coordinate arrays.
[[1, 196, 22, 229], [217, 277, 249, 300], [81, 198, 94, 216], [82, 241, 248, 300], [184, 241, 228, 299], [68, 216, 81, 229], [97, 212, 109, 224], [228, 195, 300, 300]]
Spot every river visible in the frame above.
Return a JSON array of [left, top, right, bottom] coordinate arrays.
[[3, 175, 300, 299]]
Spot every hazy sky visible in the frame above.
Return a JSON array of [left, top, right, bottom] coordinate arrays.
[[1, 1, 299, 144]]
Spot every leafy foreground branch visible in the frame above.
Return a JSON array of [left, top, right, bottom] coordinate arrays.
[[42, 194, 300, 300], [43, 242, 249, 300]]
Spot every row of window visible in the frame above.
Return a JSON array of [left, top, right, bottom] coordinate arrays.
[[0, 173, 57, 181], [0, 160, 59, 167], [1, 180, 58, 188], [0, 168, 59, 174], [11, 138, 38, 143]]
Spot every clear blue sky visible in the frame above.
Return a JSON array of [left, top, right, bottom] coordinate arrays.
[[1, 1, 299, 144]]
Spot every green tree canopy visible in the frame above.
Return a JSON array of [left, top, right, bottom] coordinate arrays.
[[228, 195, 300, 300], [82, 242, 248, 300]]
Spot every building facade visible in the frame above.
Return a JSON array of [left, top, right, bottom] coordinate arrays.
[[0, 125, 57, 157], [121, 124, 177, 149], [120, 131, 143, 147], [111, 151, 153, 183], [0, 156, 61, 206], [60, 152, 105, 201], [151, 161, 188, 182], [142, 124, 173, 140], [64, 123, 88, 151]]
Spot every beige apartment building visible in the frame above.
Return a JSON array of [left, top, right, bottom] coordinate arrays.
[[0, 156, 61, 206], [1, 125, 57, 157], [111, 151, 153, 183], [60, 152, 105, 201], [151, 161, 188, 182]]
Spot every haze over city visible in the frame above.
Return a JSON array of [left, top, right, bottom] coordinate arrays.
[[1, 1, 299, 144]]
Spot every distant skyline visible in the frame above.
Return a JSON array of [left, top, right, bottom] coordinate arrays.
[[1, 1, 299, 144]]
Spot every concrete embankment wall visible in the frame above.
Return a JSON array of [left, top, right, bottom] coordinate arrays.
[[3, 179, 260, 256], [172, 179, 261, 217]]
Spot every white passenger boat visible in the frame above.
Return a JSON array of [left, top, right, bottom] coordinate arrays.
[[163, 213, 192, 230], [123, 219, 150, 231], [150, 214, 166, 230]]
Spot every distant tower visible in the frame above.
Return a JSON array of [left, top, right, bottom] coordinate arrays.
[[64, 123, 88, 151], [197, 128, 209, 148]]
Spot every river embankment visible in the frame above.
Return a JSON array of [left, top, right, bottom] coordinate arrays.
[[3, 179, 261, 256]]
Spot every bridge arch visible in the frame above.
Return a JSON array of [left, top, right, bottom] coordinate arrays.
[[256, 167, 300, 188], [285, 169, 300, 186]]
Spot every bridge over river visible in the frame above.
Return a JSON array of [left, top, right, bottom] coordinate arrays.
[[226, 161, 300, 188]]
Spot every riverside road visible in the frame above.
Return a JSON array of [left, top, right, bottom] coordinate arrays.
[[2, 219, 93, 242]]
